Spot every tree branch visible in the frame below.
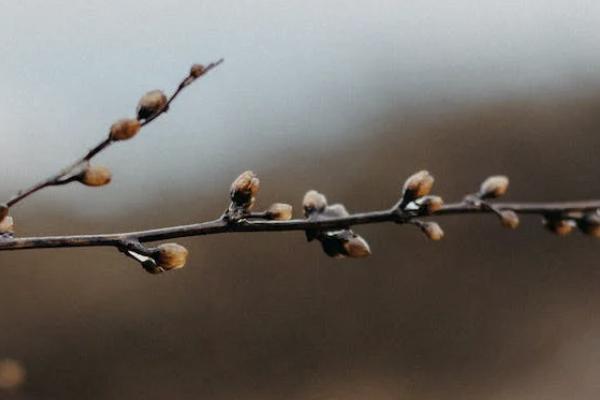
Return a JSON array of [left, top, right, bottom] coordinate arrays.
[[2, 62, 599, 274], [0, 198, 599, 249], [4, 59, 224, 209]]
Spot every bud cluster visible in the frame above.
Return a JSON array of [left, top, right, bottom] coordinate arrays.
[[302, 190, 371, 258], [473, 175, 520, 230], [398, 171, 446, 240]]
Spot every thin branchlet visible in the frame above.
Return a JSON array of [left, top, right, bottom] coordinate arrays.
[[1, 61, 599, 274], [4, 59, 224, 209]]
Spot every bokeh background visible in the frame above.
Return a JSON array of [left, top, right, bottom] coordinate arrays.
[[2, 1, 600, 399]]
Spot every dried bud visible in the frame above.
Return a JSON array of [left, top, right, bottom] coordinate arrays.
[[137, 90, 168, 121], [155, 243, 189, 271], [0, 216, 14, 234], [190, 64, 206, 78], [544, 218, 575, 236], [302, 190, 328, 216], [266, 203, 293, 221], [80, 165, 112, 187], [0, 359, 26, 390], [415, 195, 444, 215], [499, 210, 519, 229], [109, 118, 141, 141], [419, 221, 444, 241], [577, 213, 600, 238], [0, 204, 8, 224], [479, 175, 509, 199], [401, 170, 434, 206], [230, 171, 260, 209], [343, 235, 371, 258]]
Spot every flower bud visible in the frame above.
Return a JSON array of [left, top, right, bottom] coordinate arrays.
[[419, 221, 444, 241], [544, 218, 575, 236], [266, 203, 293, 221], [343, 235, 371, 258], [401, 170, 434, 206], [499, 209, 519, 229], [155, 243, 189, 271], [230, 171, 260, 209], [190, 64, 206, 78], [577, 213, 600, 238], [0, 216, 14, 234], [80, 165, 112, 187], [136, 90, 168, 121], [479, 175, 509, 199], [302, 190, 328, 216], [109, 118, 141, 141], [415, 195, 444, 215]]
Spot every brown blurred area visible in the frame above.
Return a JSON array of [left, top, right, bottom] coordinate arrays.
[[2, 89, 600, 399]]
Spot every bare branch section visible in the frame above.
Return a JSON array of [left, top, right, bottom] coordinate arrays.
[[1, 61, 599, 274]]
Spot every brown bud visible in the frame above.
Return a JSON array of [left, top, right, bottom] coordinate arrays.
[[544, 218, 575, 236], [0, 204, 8, 224], [578, 213, 600, 238], [343, 235, 371, 258], [109, 118, 141, 141], [137, 90, 168, 121], [0, 216, 14, 234], [80, 165, 112, 187], [302, 190, 328, 216], [155, 243, 189, 271], [419, 221, 444, 241], [499, 210, 519, 229], [0, 359, 26, 390], [415, 195, 444, 215], [266, 203, 293, 221], [402, 170, 434, 206], [230, 171, 260, 208], [480, 175, 509, 199], [190, 64, 206, 78]]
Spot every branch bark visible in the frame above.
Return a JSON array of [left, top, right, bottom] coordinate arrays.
[[1, 200, 599, 251]]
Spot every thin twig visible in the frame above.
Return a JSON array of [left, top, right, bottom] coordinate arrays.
[[1, 200, 599, 252], [4, 59, 224, 209]]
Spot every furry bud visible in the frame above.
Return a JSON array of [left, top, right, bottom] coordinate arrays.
[[321, 204, 349, 218], [266, 203, 293, 221], [479, 176, 509, 199], [544, 218, 575, 236], [0, 216, 14, 234], [80, 165, 112, 187], [109, 118, 141, 141], [343, 235, 371, 258], [230, 171, 260, 209], [155, 243, 189, 271], [577, 213, 600, 238], [137, 90, 168, 121], [401, 170, 434, 206], [190, 64, 206, 78], [499, 210, 519, 229], [419, 221, 444, 241], [302, 190, 328, 216], [415, 195, 444, 215]]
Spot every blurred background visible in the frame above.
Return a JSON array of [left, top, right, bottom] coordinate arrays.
[[2, 1, 600, 398]]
